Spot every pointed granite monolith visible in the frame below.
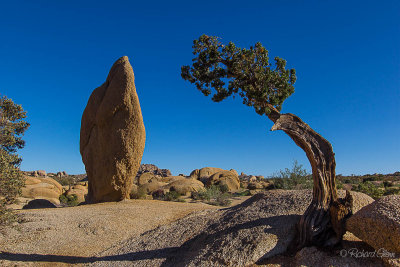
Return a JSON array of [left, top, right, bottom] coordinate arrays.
[[80, 56, 146, 203]]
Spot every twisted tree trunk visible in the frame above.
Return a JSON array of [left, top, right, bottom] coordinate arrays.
[[266, 107, 353, 250]]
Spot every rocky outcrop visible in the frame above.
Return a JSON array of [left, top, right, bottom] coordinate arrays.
[[139, 180, 167, 194], [21, 177, 62, 205], [189, 167, 224, 180], [347, 195, 400, 253], [92, 189, 374, 267], [206, 170, 240, 192], [137, 172, 158, 185], [65, 184, 88, 203], [37, 170, 46, 177], [80, 56, 146, 203], [167, 178, 205, 196], [136, 164, 172, 178]]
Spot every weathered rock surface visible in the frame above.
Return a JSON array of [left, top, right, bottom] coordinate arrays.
[[137, 172, 158, 185], [189, 167, 224, 179], [37, 170, 46, 177], [92, 189, 374, 267], [80, 56, 146, 203], [347, 195, 400, 253], [206, 170, 240, 192], [293, 246, 385, 267], [66, 184, 89, 203], [139, 180, 167, 194], [167, 178, 205, 196], [20, 177, 63, 205]]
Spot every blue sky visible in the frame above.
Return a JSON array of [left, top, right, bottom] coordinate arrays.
[[1, 0, 399, 176]]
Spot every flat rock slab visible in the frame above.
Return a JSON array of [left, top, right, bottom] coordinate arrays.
[[91, 190, 310, 267], [0, 200, 216, 267]]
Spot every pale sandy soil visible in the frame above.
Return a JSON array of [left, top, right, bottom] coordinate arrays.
[[0, 200, 219, 267]]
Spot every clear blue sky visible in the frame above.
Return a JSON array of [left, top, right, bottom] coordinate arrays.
[[1, 0, 399, 176]]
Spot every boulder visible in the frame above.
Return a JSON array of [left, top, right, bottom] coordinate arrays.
[[249, 175, 257, 182], [25, 177, 42, 185], [80, 56, 146, 203], [347, 195, 400, 253], [206, 170, 240, 192], [247, 182, 263, 190], [160, 176, 186, 184], [37, 170, 46, 177], [31, 171, 38, 177], [38, 177, 63, 195], [21, 178, 63, 204], [189, 167, 224, 179], [167, 178, 205, 196], [230, 169, 238, 176], [66, 186, 87, 203], [139, 180, 167, 194], [22, 186, 60, 200], [23, 199, 57, 209], [137, 172, 158, 185]]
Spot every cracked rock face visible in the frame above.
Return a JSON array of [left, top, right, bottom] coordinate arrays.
[[80, 56, 145, 203]]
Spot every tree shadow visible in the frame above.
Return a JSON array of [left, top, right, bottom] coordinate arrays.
[[1, 213, 300, 266], [0, 247, 178, 264]]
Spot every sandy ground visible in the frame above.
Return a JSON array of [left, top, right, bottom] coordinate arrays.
[[0, 200, 220, 267]]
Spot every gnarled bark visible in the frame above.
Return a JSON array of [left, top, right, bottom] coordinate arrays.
[[269, 112, 352, 250]]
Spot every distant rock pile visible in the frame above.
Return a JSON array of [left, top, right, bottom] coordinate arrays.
[[80, 56, 146, 203], [136, 164, 172, 179]]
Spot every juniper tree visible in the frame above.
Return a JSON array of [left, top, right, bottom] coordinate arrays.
[[181, 35, 353, 250], [0, 95, 29, 226]]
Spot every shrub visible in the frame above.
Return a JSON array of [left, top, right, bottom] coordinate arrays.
[[268, 160, 313, 190], [383, 187, 400, 196], [234, 190, 251, 196], [59, 194, 79, 206], [164, 191, 181, 201], [192, 185, 232, 206], [354, 181, 384, 200], [130, 187, 147, 199]]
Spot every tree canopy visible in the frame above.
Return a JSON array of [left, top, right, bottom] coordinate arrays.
[[181, 35, 297, 116], [0, 95, 29, 225]]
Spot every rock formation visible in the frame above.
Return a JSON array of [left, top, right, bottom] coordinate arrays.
[[136, 164, 172, 178], [206, 170, 240, 192], [167, 178, 205, 196], [92, 190, 373, 267], [347, 194, 400, 254], [21, 176, 63, 205], [80, 56, 146, 203]]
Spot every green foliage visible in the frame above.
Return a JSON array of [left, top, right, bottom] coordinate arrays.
[[130, 187, 147, 199], [354, 181, 384, 200], [181, 35, 296, 115], [383, 187, 400, 196], [163, 191, 181, 202], [234, 190, 251, 196], [192, 185, 232, 206], [269, 160, 313, 190], [0, 95, 29, 227], [59, 194, 79, 206]]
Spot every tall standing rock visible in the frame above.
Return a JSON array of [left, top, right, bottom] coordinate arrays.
[[80, 56, 146, 203]]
